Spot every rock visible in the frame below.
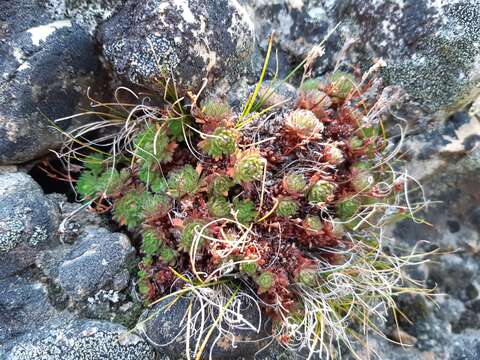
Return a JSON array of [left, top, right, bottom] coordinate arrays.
[[449, 330, 480, 360], [6, 320, 156, 360], [385, 101, 480, 358], [44, 0, 125, 34], [243, 0, 342, 78], [257, 80, 298, 110], [391, 108, 480, 253], [98, 0, 255, 95], [0, 276, 64, 344], [140, 295, 268, 359], [0, 1, 100, 164], [245, 0, 480, 112], [47, 193, 109, 244], [0, 171, 60, 277], [52, 226, 134, 300]]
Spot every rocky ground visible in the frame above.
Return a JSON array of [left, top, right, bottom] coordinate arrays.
[[0, 0, 479, 359]]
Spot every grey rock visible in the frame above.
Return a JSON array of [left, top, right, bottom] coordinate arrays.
[[0, 171, 60, 277], [47, 193, 109, 244], [392, 108, 480, 252], [0, 0, 53, 36], [449, 330, 480, 360], [243, 0, 342, 78], [56, 226, 134, 300], [245, 0, 480, 112], [140, 295, 268, 359], [44, 0, 125, 34], [258, 80, 298, 110], [98, 0, 255, 95], [0, 276, 62, 344], [6, 319, 156, 360], [0, 1, 99, 164], [385, 101, 480, 358]]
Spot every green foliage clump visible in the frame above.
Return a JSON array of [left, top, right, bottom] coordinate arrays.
[[336, 198, 360, 221], [330, 71, 356, 98], [141, 230, 163, 255], [202, 100, 231, 118], [256, 272, 275, 293], [300, 78, 321, 91], [137, 277, 151, 297], [134, 126, 173, 163], [240, 261, 258, 275], [283, 173, 307, 194], [142, 193, 171, 218], [297, 268, 317, 287], [233, 199, 257, 224], [200, 127, 238, 159], [325, 145, 344, 164], [308, 180, 336, 205], [349, 136, 364, 150], [76, 167, 128, 198], [351, 169, 373, 192], [138, 162, 169, 194], [159, 246, 177, 265], [83, 153, 105, 175], [207, 196, 231, 218], [233, 152, 264, 183], [113, 190, 150, 230], [167, 117, 187, 141], [180, 220, 207, 252], [209, 175, 233, 197], [304, 215, 323, 233], [276, 198, 299, 217], [76, 171, 101, 198], [64, 65, 428, 359], [98, 169, 130, 195], [167, 165, 200, 198]]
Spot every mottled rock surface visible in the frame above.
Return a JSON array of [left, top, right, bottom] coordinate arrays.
[[45, 0, 125, 34], [6, 320, 156, 360], [141, 295, 268, 359], [98, 0, 255, 94], [0, 276, 64, 345], [0, 1, 100, 164], [383, 99, 480, 359], [0, 171, 60, 276], [245, 0, 480, 112], [48, 226, 134, 300]]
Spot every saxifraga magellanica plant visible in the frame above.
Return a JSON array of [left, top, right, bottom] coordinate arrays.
[[54, 58, 432, 359]]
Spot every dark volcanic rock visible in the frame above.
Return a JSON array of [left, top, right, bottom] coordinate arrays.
[[54, 226, 134, 300], [0, 1, 100, 164], [0, 171, 60, 277], [98, 0, 255, 95], [140, 295, 268, 360], [245, 0, 480, 112], [44, 0, 125, 34], [0, 276, 62, 345]]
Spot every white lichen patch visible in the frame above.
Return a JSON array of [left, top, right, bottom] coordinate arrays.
[[27, 20, 71, 46], [288, 0, 304, 10], [173, 0, 195, 24], [6, 120, 19, 142], [443, 115, 480, 153], [88, 289, 120, 304], [193, 43, 217, 74], [0, 217, 25, 252], [12, 47, 25, 63], [17, 62, 31, 71], [0, 212, 49, 253], [404, 137, 447, 180]]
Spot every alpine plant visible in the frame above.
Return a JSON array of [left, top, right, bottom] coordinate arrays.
[[57, 66, 429, 359]]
